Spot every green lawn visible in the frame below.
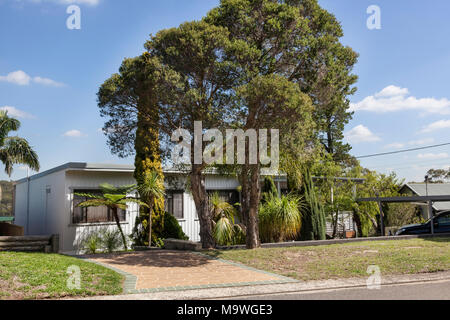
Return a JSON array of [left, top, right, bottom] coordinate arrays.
[[0, 252, 124, 299], [205, 237, 450, 281]]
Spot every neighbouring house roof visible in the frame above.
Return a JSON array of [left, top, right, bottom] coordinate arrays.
[[400, 183, 450, 211], [0, 216, 14, 222]]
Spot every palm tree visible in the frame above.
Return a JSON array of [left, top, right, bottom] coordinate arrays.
[[76, 183, 148, 250], [137, 171, 165, 247], [0, 110, 39, 176], [210, 192, 245, 246]]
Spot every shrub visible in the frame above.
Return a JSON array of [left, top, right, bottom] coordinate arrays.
[[259, 194, 302, 243], [100, 229, 123, 253], [131, 210, 188, 246], [161, 213, 189, 240], [81, 232, 102, 254], [210, 192, 245, 246]]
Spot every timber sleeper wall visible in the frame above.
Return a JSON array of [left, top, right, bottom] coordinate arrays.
[[0, 234, 59, 253]]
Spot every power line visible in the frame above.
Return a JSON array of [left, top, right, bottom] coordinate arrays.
[[355, 142, 450, 159]]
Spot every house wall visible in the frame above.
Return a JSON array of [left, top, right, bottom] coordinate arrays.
[[168, 175, 241, 242], [63, 170, 139, 254], [14, 166, 245, 253], [14, 170, 66, 237]]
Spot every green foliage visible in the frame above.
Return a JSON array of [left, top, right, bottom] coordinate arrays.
[[0, 110, 40, 177], [385, 203, 425, 228], [76, 184, 149, 250], [131, 211, 188, 246], [160, 212, 189, 240], [259, 193, 303, 243], [210, 192, 245, 246], [299, 169, 326, 241], [261, 177, 278, 204], [81, 232, 103, 255], [98, 0, 359, 248], [425, 168, 450, 183], [100, 229, 123, 253]]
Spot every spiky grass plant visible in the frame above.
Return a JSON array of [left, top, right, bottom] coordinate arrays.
[[259, 193, 303, 243]]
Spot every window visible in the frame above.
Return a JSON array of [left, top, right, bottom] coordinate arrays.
[[208, 190, 240, 208], [437, 213, 450, 226], [72, 190, 126, 224], [165, 191, 184, 219]]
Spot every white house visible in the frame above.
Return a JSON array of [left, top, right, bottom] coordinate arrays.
[[13, 162, 287, 253]]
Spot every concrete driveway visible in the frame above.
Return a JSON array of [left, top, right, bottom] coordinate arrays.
[[85, 250, 295, 294]]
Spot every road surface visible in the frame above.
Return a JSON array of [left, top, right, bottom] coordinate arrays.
[[230, 280, 450, 300]]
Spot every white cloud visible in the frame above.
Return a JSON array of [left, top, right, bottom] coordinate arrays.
[[0, 70, 31, 86], [33, 76, 65, 87], [375, 85, 409, 98], [420, 120, 450, 133], [63, 130, 87, 138], [408, 138, 435, 146], [417, 153, 449, 160], [384, 142, 405, 149], [0, 70, 65, 87], [384, 138, 435, 150], [0, 106, 35, 119], [345, 125, 380, 144], [350, 85, 450, 115]]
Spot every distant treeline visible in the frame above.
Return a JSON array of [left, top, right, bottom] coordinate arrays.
[[0, 181, 14, 217]]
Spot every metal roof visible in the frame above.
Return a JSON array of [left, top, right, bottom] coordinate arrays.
[[0, 216, 14, 222], [14, 162, 136, 184], [402, 183, 450, 211], [14, 162, 289, 185], [358, 195, 450, 203]]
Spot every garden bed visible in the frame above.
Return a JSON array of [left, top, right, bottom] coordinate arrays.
[[205, 237, 450, 281], [0, 252, 123, 299]]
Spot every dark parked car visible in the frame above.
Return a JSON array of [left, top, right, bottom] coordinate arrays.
[[396, 210, 450, 235]]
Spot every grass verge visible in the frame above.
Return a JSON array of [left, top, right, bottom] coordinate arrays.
[[205, 237, 450, 281], [0, 252, 124, 299]]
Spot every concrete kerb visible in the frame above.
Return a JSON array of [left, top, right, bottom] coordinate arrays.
[[216, 233, 450, 250]]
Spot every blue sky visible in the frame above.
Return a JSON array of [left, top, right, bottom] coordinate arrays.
[[1, 0, 450, 183]]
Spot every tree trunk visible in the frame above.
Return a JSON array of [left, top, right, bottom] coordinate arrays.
[[332, 208, 338, 238], [240, 164, 261, 249], [190, 165, 215, 249], [112, 207, 127, 250], [353, 209, 362, 237]]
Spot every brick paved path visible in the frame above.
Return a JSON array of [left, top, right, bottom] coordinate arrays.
[[87, 250, 294, 293]]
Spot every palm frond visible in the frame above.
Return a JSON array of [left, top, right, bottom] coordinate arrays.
[[209, 192, 236, 221], [137, 171, 165, 201], [213, 216, 234, 246], [104, 193, 126, 202], [0, 136, 40, 176], [117, 198, 149, 208], [0, 110, 21, 143], [74, 192, 103, 200], [76, 199, 110, 208], [99, 183, 136, 194]]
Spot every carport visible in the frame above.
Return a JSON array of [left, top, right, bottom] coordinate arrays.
[[357, 195, 450, 235]]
